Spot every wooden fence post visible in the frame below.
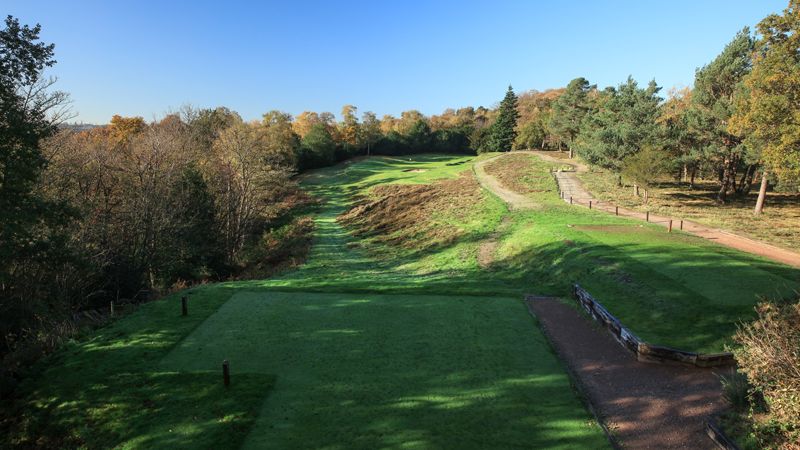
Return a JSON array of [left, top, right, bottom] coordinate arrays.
[[680, 220, 683, 230], [589, 200, 592, 209], [181, 296, 188, 316], [223, 360, 230, 387], [570, 196, 573, 205], [668, 219, 673, 233], [615, 206, 619, 216], [646, 211, 649, 222]]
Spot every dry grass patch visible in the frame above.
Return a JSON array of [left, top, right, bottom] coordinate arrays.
[[484, 153, 558, 196], [338, 172, 484, 250]]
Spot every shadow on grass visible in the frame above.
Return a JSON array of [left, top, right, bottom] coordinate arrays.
[[161, 291, 610, 449], [2, 286, 273, 449], [248, 175, 799, 352]]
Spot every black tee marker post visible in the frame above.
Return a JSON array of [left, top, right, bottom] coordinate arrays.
[[181, 296, 188, 316], [223, 360, 230, 387]]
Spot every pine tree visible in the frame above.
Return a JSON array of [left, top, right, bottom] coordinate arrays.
[[575, 77, 662, 177], [489, 86, 519, 152], [549, 77, 594, 158]]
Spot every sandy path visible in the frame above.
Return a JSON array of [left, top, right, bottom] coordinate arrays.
[[495, 151, 800, 268], [526, 296, 730, 449], [473, 156, 538, 210]]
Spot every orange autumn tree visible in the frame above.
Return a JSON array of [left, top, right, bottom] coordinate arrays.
[[730, 0, 800, 214]]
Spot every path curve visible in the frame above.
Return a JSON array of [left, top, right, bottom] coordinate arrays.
[[527, 296, 730, 449], [482, 151, 800, 268], [473, 155, 539, 210]]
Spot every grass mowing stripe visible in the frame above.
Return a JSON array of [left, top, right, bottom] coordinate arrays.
[[161, 291, 610, 449]]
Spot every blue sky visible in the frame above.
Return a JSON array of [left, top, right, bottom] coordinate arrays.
[[6, 0, 789, 124]]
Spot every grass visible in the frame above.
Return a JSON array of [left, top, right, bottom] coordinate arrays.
[[577, 168, 800, 252], [3, 155, 609, 448], [5, 151, 799, 448], [3, 285, 274, 449], [161, 291, 608, 449], [480, 153, 799, 352]]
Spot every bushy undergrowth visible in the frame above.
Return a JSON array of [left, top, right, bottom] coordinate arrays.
[[239, 216, 316, 278], [732, 299, 800, 448]]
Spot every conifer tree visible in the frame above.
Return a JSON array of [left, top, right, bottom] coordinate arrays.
[[549, 77, 594, 158], [489, 86, 519, 152]]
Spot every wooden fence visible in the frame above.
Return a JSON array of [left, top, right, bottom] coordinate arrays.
[[573, 284, 735, 367]]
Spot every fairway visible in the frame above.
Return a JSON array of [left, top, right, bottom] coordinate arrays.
[[7, 153, 799, 448], [162, 291, 608, 448]]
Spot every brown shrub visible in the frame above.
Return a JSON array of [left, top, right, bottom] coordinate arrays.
[[734, 299, 800, 447], [483, 153, 557, 195], [238, 216, 315, 278], [338, 172, 483, 250]]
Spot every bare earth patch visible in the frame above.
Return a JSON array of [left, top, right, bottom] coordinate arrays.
[[402, 168, 427, 173], [473, 156, 539, 210], [477, 240, 498, 268]]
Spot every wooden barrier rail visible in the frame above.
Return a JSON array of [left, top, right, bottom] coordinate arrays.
[[573, 284, 735, 368]]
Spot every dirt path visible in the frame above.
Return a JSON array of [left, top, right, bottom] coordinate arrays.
[[473, 156, 538, 210], [526, 296, 731, 449], [524, 152, 800, 268], [477, 240, 498, 268]]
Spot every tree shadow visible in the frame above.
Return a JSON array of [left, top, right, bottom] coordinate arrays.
[[160, 291, 610, 449]]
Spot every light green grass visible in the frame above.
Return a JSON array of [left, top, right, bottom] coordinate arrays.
[[161, 291, 608, 449]]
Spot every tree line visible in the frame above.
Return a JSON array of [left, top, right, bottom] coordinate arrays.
[[506, 2, 800, 214]]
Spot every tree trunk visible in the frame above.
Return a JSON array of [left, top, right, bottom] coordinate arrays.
[[643, 189, 649, 204], [682, 164, 688, 183], [568, 147, 574, 159], [738, 165, 756, 196], [690, 167, 696, 188], [633, 184, 639, 197], [717, 155, 736, 203], [754, 170, 768, 214]]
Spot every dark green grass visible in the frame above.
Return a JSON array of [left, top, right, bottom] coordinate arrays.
[[265, 153, 798, 351], [162, 291, 609, 449], [3, 286, 273, 449]]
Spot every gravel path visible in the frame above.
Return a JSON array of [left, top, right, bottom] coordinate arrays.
[[526, 296, 731, 449]]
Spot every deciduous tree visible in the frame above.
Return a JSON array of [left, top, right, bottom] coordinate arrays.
[[730, 1, 800, 213]]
